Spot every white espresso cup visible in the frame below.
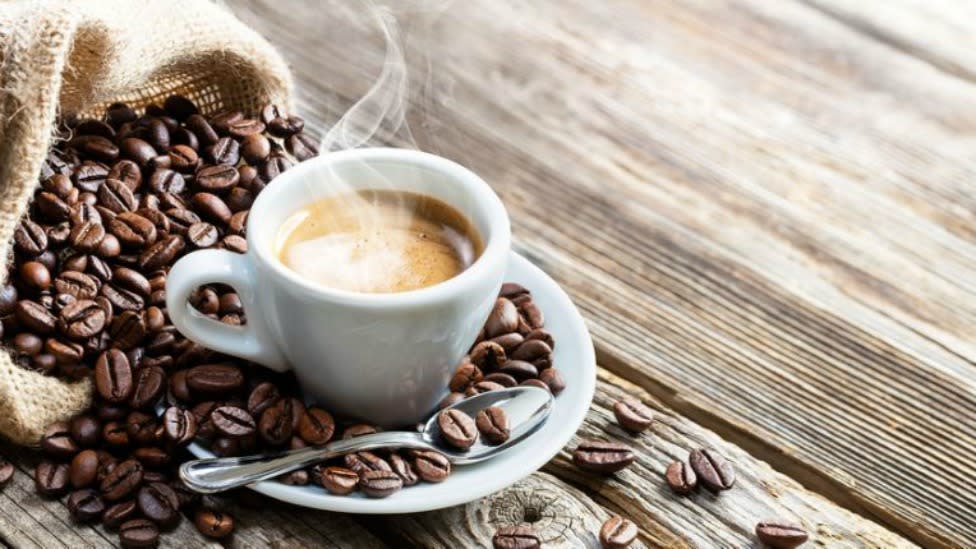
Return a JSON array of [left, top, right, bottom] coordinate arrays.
[[166, 148, 511, 426]]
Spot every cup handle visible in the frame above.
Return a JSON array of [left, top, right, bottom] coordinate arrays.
[[166, 249, 289, 371]]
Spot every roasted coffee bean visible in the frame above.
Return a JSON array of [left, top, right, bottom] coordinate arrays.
[[100, 459, 143, 501], [227, 210, 248, 236], [118, 518, 159, 548], [195, 164, 239, 193], [466, 380, 505, 396], [187, 222, 218, 248], [186, 363, 244, 394], [194, 508, 235, 539], [75, 119, 115, 138], [47, 337, 84, 365], [105, 103, 137, 127], [35, 461, 70, 496], [413, 450, 451, 482], [498, 359, 537, 380], [438, 409, 478, 449], [129, 365, 165, 409], [47, 221, 72, 246], [144, 118, 170, 151], [37, 191, 72, 221], [68, 488, 106, 522], [755, 520, 809, 549], [0, 458, 13, 487], [599, 515, 638, 549], [222, 234, 247, 253], [71, 202, 102, 227], [484, 298, 519, 337], [41, 421, 78, 458], [182, 114, 218, 148], [613, 399, 654, 433], [489, 332, 524, 353], [12, 332, 43, 356], [42, 173, 74, 198], [267, 114, 304, 137], [98, 178, 138, 213], [344, 451, 391, 474], [285, 132, 318, 161], [469, 340, 507, 370], [388, 453, 419, 486], [518, 300, 544, 330], [111, 267, 151, 298], [110, 310, 147, 350], [239, 133, 271, 164], [119, 137, 156, 167], [0, 284, 18, 316], [279, 470, 309, 485], [70, 134, 119, 162], [172, 127, 200, 151], [224, 186, 253, 212], [70, 449, 100, 488], [73, 161, 109, 192], [165, 144, 199, 173], [438, 391, 465, 410], [160, 95, 197, 120], [483, 372, 517, 387], [133, 447, 170, 468], [55, 271, 99, 300], [103, 499, 138, 529], [212, 406, 256, 438], [261, 153, 293, 181], [258, 398, 293, 445], [225, 118, 265, 138], [449, 362, 482, 392], [210, 437, 240, 457], [217, 293, 242, 315], [510, 339, 552, 365], [538, 368, 566, 395], [147, 168, 185, 195], [108, 159, 142, 191], [342, 423, 379, 439], [87, 255, 113, 282], [320, 466, 359, 495], [205, 136, 240, 165], [191, 402, 219, 440], [246, 381, 281, 417], [689, 448, 735, 492], [297, 407, 335, 445], [101, 282, 144, 313], [94, 348, 133, 403], [109, 212, 158, 249], [125, 412, 157, 446], [70, 220, 106, 253], [358, 470, 402, 498], [524, 327, 554, 349], [138, 235, 184, 271], [166, 369, 191, 404], [191, 192, 232, 225], [95, 232, 121, 258], [144, 306, 165, 332], [70, 415, 101, 447], [103, 421, 129, 447], [665, 460, 697, 494], [492, 525, 541, 549], [16, 300, 56, 333], [476, 406, 510, 445], [162, 406, 198, 446], [572, 440, 635, 474], [14, 220, 48, 255]]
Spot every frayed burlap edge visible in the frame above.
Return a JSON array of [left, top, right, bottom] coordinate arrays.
[[0, 0, 293, 446]]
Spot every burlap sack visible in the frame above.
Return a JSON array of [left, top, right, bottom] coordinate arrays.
[[0, 0, 293, 445]]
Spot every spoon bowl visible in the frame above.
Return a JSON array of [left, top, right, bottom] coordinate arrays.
[[179, 386, 554, 494]]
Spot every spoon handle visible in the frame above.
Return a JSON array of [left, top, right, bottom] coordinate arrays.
[[179, 431, 430, 494]]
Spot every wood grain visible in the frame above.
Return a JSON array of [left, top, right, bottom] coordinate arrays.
[[227, 1, 976, 546]]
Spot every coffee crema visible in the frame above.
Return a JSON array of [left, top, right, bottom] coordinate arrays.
[[275, 190, 483, 293]]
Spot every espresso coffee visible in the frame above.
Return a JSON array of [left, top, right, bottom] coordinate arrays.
[[276, 190, 483, 293]]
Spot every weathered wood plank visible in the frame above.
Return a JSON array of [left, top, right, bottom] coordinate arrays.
[[227, 1, 976, 547]]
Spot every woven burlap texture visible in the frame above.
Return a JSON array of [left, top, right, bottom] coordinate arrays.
[[0, 0, 293, 445]]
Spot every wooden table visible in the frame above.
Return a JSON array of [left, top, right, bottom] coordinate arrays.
[[3, 0, 973, 546]]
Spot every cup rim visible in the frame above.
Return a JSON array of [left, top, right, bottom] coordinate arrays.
[[247, 147, 511, 309]]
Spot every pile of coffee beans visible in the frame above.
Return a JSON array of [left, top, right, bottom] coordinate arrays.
[[4, 96, 568, 547]]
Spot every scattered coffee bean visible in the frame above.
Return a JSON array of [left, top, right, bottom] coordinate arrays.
[[688, 448, 735, 492], [476, 406, 510, 445], [95, 349, 133, 403], [342, 423, 379, 439], [162, 406, 198, 445], [297, 407, 335, 445], [137, 482, 180, 526], [194, 508, 235, 539], [258, 398, 293, 445], [70, 415, 101, 447], [413, 450, 452, 482], [100, 459, 143, 501], [68, 488, 107, 522], [358, 470, 403, 498], [665, 460, 697, 494], [613, 399, 654, 433], [538, 368, 565, 395], [212, 406, 256, 438], [41, 421, 78, 458], [484, 297, 519, 337], [438, 408, 479, 450], [599, 515, 638, 549], [118, 518, 159, 548], [35, 461, 70, 496], [320, 466, 360, 495], [449, 362, 482, 392], [103, 499, 139, 529], [186, 363, 244, 394], [572, 440, 635, 473], [389, 453, 419, 486], [755, 520, 809, 549], [492, 524, 541, 549]]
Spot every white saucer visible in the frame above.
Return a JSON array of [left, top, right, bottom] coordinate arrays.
[[184, 251, 596, 513]]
